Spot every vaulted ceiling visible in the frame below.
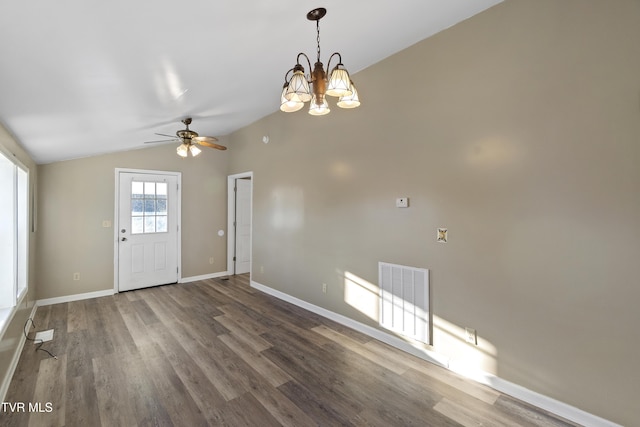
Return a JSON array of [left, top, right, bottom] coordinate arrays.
[[0, 0, 502, 164]]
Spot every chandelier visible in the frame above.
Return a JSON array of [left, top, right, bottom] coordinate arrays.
[[280, 7, 361, 116]]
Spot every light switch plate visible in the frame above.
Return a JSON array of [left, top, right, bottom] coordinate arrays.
[[396, 197, 409, 208], [437, 228, 448, 243]]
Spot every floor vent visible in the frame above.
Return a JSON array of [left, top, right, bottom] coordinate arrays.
[[379, 262, 430, 344]]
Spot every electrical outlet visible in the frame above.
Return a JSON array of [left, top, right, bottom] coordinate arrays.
[[322, 283, 327, 293], [73, 272, 80, 281], [209, 257, 214, 265], [465, 327, 477, 345]]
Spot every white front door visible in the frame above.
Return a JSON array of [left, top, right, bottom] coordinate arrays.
[[234, 178, 252, 274], [116, 171, 180, 292]]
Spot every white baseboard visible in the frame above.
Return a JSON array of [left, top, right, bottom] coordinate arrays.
[[36, 289, 115, 306], [0, 303, 38, 402], [180, 271, 229, 283], [250, 279, 621, 427], [36, 273, 229, 306]]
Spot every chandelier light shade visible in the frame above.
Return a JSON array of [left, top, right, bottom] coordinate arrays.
[[326, 66, 352, 97], [285, 68, 312, 103], [280, 86, 305, 112], [308, 94, 330, 116], [280, 7, 361, 116], [337, 81, 361, 109]]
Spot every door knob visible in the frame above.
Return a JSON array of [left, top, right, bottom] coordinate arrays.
[[121, 237, 127, 241]]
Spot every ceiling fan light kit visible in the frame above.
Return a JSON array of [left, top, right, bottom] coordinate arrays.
[[145, 117, 226, 157], [280, 7, 361, 115]]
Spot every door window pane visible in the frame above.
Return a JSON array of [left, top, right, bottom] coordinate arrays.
[[131, 180, 169, 234]]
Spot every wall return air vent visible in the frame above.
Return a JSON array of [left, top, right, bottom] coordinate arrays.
[[379, 262, 430, 344]]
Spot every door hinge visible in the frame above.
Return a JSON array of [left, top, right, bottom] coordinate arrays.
[[233, 256, 236, 261], [234, 186, 237, 192]]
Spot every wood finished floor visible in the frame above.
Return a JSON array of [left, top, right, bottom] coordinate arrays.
[[3, 274, 580, 427]]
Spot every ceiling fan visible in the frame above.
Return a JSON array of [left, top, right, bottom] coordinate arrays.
[[145, 117, 226, 157]]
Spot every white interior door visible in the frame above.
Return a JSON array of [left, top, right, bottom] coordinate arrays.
[[234, 178, 252, 274], [117, 171, 179, 292]]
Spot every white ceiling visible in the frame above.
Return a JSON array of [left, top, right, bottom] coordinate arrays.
[[0, 0, 502, 164]]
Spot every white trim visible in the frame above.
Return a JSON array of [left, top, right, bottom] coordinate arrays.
[[179, 271, 229, 283], [227, 171, 253, 276], [0, 303, 37, 402], [250, 279, 621, 427], [114, 168, 182, 293], [36, 289, 115, 307]]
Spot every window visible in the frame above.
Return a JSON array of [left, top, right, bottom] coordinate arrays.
[[130, 181, 168, 234], [0, 150, 29, 313]]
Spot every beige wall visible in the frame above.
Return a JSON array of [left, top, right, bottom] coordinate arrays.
[[36, 142, 229, 300], [228, 0, 640, 425], [0, 124, 38, 397]]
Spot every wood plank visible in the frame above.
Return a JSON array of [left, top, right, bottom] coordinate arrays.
[[29, 354, 67, 427], [247, 385, 317, 427], [218, 333, 291, 387], [140, 343, 210, 427], [312, 324, 408, 375], [211, 392, 282, 427], [65, 374, 101, 427], [144, 322, 227, 411], [493, 395, 582, 427], [434, 397, 526, 427], [214, 315, 272, 353], [66, 300, 87, 332]]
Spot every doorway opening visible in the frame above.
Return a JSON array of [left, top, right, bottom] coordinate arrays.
[[227, 172, 253, 276]]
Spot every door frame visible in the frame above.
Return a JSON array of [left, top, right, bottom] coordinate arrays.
[[227, 171, 253, 276], [114, 168, 182, 293]]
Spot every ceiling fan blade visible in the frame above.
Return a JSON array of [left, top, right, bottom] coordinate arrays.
[[155, 133, 177, 138], [196, 140, 227, 150], [192, 136, 218, 143], [144, 138, 177, 144]]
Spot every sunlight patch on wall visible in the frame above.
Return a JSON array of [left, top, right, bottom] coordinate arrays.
[[433, 315, 498, 375], [343, 270, 497, 376], [344, 271, 380, 322]]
